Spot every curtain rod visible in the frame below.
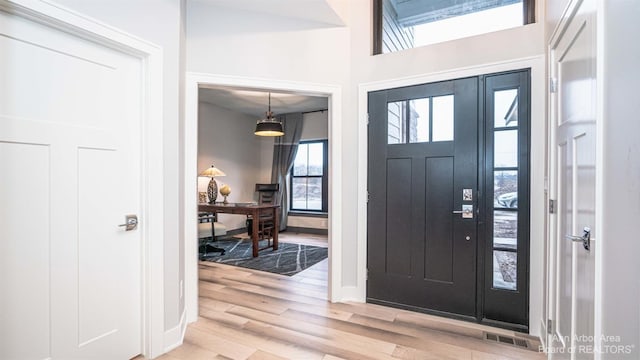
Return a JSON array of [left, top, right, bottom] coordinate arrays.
[[302, 109, 328, 115]]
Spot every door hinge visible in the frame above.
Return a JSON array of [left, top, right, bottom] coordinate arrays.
[[367, 113, 370, 125], [366, 269, 369, 280], [550, 78, 558, 93], [547, 319, 553, 331], [549, 199, 556, 214], [367, 191, 370, 203]]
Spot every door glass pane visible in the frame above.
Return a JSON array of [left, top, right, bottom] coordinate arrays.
[[494, 171, 518, 208], [493, 250, 517, 290], [291, 177, 307, 209], [494, 130, 518, 167], [408, 98, 430, 143], [494, 210, 517, 250], [307, 177, 322, 210], [388, 101, 405, 144], [494, 89, 519, 128], [432, 95, 454, 142], [307, 142, 323, 176], [293, 144, 308, 176]]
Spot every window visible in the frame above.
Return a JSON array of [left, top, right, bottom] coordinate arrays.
[[290, 140, 328, 212], [387, 95, 454, 144], [491, 87, 520, 291], [374, 0, 536, 54]]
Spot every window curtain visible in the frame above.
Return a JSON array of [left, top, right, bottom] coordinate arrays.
[[270, 112, 303, 231]]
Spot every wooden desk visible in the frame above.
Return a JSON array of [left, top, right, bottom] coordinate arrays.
[[198, 202, 279, 257]]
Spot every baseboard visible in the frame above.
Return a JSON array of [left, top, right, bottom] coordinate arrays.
[[163, 308, 187, 353], [284, 226, 328, 235]]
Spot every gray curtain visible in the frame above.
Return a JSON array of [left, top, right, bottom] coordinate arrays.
[[270, 112, 303, 231]]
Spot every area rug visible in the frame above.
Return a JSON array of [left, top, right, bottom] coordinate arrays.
[[200, 237, 328, 276]]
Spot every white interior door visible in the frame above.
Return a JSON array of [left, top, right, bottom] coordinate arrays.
[[0, 9, 142, 360], [548, 0, 597, 358]]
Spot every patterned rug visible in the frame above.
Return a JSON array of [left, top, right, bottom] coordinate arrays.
[[200, 237, 328, 276]]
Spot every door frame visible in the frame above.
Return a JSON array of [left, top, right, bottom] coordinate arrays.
[[357, 56, 546, 336], [183, 72, 343, 322], [1, 0, 166, 358]]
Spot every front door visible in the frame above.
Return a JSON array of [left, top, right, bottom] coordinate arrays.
[[548, 0, 597, 357], [367, 71, 531, 329], [367, 77, 479, 317], [0, 9, 142, 359]]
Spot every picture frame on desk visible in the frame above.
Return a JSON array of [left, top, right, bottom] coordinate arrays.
[[198, 192, 207, 204]]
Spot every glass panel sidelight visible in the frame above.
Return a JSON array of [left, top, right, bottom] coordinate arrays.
[[493, 250, 517, 290], [432, 95, 454, 142], [494, 170, 518, 208], [494, 89, 519, 128], [493, 210, 517, 250], [494, 130, 518, 167]]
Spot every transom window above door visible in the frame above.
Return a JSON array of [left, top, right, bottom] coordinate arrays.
[[373, 0, 536, 54], [387, 95, 454, 144]]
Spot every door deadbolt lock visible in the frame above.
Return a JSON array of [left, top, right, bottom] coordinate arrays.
[[118, 214, 138, 231]]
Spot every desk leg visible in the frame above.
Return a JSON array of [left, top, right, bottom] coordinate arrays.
[[273, 207, 279, 250], [251, 209, 259, 257]]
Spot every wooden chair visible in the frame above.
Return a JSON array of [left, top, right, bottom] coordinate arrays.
[[247, 183, 279, 245]]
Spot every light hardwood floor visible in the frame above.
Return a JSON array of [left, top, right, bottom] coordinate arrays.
[[158, 233, 544, 360]]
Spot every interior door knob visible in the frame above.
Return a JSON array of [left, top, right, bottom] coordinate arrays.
[[118, 214, 138, 231], [565, 227, 590, 251]]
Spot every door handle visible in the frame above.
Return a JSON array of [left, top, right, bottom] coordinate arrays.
[[118, 214, 138, 231], [566, 227, 590, 251], [452, 205, 473, 218]]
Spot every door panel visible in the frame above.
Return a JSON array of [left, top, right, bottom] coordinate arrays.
[[368, 77, 478, 317], [549, 0, 597, 357], [424, 157, 454, 282], [0, 10, 142, 360]]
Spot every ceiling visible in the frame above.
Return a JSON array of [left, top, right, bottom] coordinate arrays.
[[199, 87, 328, 117]]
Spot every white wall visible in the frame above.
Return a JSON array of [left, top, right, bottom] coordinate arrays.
[[597, 1, 640, 357], [51, 0, 186, 341], [197, 102, 272, 230]]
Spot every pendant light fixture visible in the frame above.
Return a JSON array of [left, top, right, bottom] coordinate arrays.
[[254, 92, 284, 137]]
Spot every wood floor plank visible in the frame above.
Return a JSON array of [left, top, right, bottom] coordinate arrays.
[[225, 305, 397, 358], [161, 233, 545, 360]]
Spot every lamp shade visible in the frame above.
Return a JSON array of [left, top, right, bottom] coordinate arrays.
[[254, 120, 284, 136], [254, 92, 284, 137], [199, 165, 226, 178]]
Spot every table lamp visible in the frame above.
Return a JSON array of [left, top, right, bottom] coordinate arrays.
[[199, 165, 226, 204]]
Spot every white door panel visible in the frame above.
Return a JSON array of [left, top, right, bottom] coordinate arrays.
[[548, 0, 597, 358], [0, 8, 141, 360]]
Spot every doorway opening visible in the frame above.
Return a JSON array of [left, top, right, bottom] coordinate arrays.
[[184, 74, 343, 323], [366, 70, 531, 331]]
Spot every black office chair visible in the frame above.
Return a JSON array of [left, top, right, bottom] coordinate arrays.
[[246, 183, 279, 244], [198, 212, 226, 259]]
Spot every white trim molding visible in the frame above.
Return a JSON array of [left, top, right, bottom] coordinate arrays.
[[357, 56, 546, 336], [184, 72, 343, 323], [1, 0, 166, 358]]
